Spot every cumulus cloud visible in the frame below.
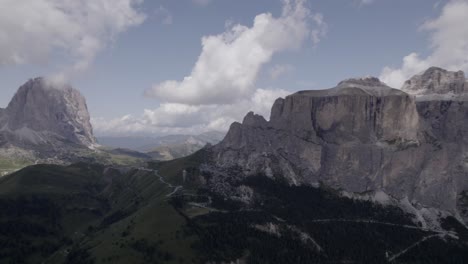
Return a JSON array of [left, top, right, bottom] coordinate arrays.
[[95, 0, 324, 136], [0, 0, 145, 81], [145, 0, 323, 105], [380, 0, 468, 88], [93, 88, 290, 136]]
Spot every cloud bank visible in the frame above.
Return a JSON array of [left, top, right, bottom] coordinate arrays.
[[94, 0, 324, 136], [145, 0, 323, 105], [92, 88, 290, 135], [0, 0, 145, 81], [380, 0, 468, 88]]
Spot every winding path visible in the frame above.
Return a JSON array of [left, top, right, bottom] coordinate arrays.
[[308, 218, 459, 262], [155, 171, 183, 197], [387, 234, 444, 262], [308, 218, 457, 237], [138, 168, 183, 197]]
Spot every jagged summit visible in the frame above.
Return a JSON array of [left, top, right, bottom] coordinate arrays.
[[402, 67, 468, 96], [0, 77, 96, 149], [294, 76, 404, 98], [242, 111, 267, 126], [338, 76, 385, 87]]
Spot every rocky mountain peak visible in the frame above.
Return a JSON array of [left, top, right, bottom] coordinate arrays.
[[214, 67, 468, 223], [0, 77, 96, 149], [338, 76, 385, 87], [402, 67, 468, 95], [242, 111, 267, 127]]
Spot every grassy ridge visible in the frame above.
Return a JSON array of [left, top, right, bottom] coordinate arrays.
[[0, 154, 205, 264], [0, 158, 32, 176]]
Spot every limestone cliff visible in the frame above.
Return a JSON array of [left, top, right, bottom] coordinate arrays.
[[214, 70, 468, 223], [0, 77, 97, 152]]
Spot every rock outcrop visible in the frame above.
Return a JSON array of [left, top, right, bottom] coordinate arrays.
[[214, 70, 468, 224], [0, 77, 96, 152], [402, 67, 468, 97]]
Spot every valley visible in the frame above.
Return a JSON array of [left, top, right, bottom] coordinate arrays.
[[1, 149, 467, 263]]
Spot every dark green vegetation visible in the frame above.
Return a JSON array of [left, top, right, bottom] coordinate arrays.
[[0, 150, 467, 263], [173, 175, 468, 264], [0, 163, 108, 263], [0, 161, 195, 264]]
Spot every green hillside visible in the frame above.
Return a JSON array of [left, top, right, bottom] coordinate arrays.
[[0, 149, 467, 263]]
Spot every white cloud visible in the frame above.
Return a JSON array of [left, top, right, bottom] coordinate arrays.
[[155, 5, 173, 25], [95, 0, 324, 136], [380, 0, 468, 88], [311, 13, 327, 46], [0, 0, 145, 81], [269, 64, 294, 79], [145, 0, 323, 105], [93, 88, 290, 136]]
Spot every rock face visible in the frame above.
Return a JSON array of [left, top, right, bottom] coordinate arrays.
[[214, 71, 468, 223], [0, 77, 96, 151], [402, 67, 468, 96]]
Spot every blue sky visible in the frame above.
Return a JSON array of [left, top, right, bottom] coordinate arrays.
[[1, 0, 466, 136]]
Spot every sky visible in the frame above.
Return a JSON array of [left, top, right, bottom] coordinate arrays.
[[0, 0, 467, 136]]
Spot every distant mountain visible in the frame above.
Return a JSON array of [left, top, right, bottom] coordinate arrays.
[[0, 78, 146, 172], [0, 77, 96, 149], [98, 131, 225, 160], [96, 136, 157, 150], [0, 78, 98, 169], [402, 66, 468, 96], [145, 131, 225, 160]]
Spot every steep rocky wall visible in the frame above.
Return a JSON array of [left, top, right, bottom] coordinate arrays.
[[0, 77, 96, 148], [214, 71, 468, 219], [271, 92, 419, 144]]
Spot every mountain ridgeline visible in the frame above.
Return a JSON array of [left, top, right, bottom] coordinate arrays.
[[214, 67, 468, 225]]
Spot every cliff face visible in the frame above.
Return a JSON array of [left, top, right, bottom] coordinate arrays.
[[402, 67, 468, 95], [271, 78, 420, 144], [0, 77, 96, 150], [214, 69, 468, 222]]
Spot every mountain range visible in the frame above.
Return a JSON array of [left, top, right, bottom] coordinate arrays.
[[97, 131, 225, 160], [214, 67, 468, 226], [0, 67, 467, 263]]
